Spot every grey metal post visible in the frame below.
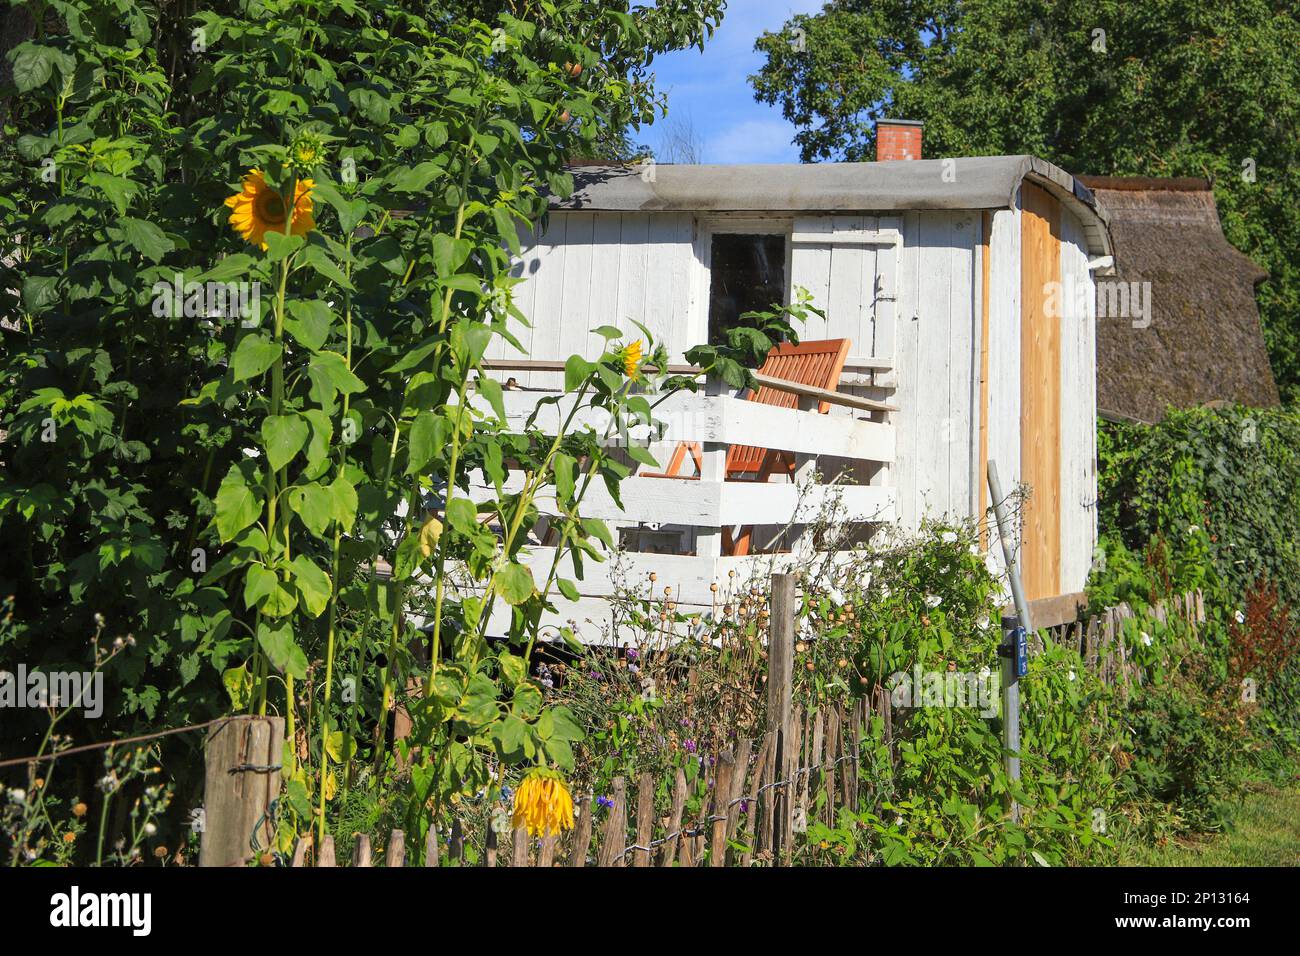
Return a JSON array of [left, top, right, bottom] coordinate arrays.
[[987, 461, 1028, 822]]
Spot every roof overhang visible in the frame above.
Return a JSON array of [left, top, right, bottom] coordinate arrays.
[[552, 155, 1113, 261]]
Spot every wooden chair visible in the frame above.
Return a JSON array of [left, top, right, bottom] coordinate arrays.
[[642, 338, 852, 556]]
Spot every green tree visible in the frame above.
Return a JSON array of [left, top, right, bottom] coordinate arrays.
[[751, 0, 1300, 403], [0, 0, 723, 854]]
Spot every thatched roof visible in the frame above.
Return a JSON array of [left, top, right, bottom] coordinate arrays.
[[1079, 177, 1279, 423]]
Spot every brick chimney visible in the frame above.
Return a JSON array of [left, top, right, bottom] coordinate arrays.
[[876, 119, 923, 161]]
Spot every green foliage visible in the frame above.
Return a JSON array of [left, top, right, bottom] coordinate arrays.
[[0, 0, 724, 855], [1096, 406, 1300, 609], [751, 0, 1300, 402]]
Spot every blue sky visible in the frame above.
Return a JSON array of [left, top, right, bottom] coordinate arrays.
[[640, 0, 828, 164]]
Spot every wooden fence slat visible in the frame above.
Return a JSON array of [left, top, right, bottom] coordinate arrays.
[[511, 826, 529, 867], [741, 734, 771, 867], [568, 795, 593, 867], [484, 824, 499, 867], [724, 738, 753, 866], [660, 769, 687, 868], [385, 829, 405, 868], [425, 824, 440, 867], [449, 818, 464, 865], [596, 777, 627, 867], [352, 833, 372, 867], [291, 837, 309, 868], [709, 751, 735, 867], [538, 832, 556, 868], [317, 834, 336, 867], [633, 772, 654, 867]]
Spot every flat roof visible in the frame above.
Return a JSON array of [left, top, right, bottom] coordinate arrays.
[[553, 155, 1112, 259]]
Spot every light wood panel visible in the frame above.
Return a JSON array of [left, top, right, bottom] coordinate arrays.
[[1019, 182, 1062, 600]]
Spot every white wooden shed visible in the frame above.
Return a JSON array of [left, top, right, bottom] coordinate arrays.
[[480, 156, 1114, 638]]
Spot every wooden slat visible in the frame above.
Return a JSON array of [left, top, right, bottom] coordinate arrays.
[[317, 834, 336, 867], [1020, 182, 1063, 599], [385, 829, 405, 868], [633, 773, 654, 868], [352, 833, 372, 867], [596, 777, 627, 867], [568, 796, 593, 867], [709, 751, 735, 867], [660, 771, 687, 868]]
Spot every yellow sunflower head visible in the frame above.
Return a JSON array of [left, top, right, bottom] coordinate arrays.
[[622, 339, 643, 379], [511, 767, 575, 838], [224, 169, 315, 251]]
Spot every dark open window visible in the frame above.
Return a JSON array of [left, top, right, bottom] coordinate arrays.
[[707, 233, 786, 344]]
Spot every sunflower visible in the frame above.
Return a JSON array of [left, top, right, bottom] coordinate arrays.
[[622, 339, 643, 379], [224, 169, 315, 250], [511, 768, 575, 838]]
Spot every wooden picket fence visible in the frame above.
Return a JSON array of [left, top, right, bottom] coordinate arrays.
[[294, 693, 884, 867], [1038, 589, 1205, 693], [218, 581, 1209, 867]]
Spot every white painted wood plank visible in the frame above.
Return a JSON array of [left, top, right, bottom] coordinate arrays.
[[557, 213, 595, 367], [873, 215, 903, 386], [948, 212, 976, 523], [519, 214, 568, 387], [789, 216, 833, 339], [985, 205, 1022, 581], [479, 389, 895, 462], [616, 212, 651, 344], [586, 212, 624, 351], [467, 473, 896, 527]]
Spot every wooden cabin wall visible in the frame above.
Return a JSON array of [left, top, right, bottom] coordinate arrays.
[[1059, 208, 1099, 594], [499, 211, 701, 389], [890, 210, 979, 531], [984, 205, 1023, 585]]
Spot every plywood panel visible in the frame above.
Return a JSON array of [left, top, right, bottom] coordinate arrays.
[[1019, 182, 1062, 601]]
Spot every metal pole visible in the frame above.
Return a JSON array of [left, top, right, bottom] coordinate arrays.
[[986, 461, 1028, 822]]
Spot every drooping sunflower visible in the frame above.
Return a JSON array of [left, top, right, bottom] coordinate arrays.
[[224, 169, 315, 250], [622, 339, 643, 379], [511, 768, 575, 838]]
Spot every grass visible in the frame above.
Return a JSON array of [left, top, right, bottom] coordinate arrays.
[[1119, 781, 1300, 866]]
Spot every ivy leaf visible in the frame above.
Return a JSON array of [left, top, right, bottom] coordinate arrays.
[[214, 463, 261, 542], [261, 414, 309, 472]]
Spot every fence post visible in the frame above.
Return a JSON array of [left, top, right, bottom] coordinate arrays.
[[199, 715, 284, 867], [768, 572, 796, 864]]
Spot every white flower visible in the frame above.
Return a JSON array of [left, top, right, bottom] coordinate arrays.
[[978, 666, 991, 680], [1235, 610, 1246, 625], [925, 594, 943, 608], [144, 822, 157, 837], [1188, 525, 1200, 534], [1140, 631, 1152, 647], [93, 612, 105, 627], [976, 614, 990, 629], [8, 788, 26, 803], [1067, 670, 1077, 682], [941, 531, 959, 544]]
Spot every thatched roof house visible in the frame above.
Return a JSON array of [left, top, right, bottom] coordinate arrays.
[[1078, 176, 1279, 423]]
